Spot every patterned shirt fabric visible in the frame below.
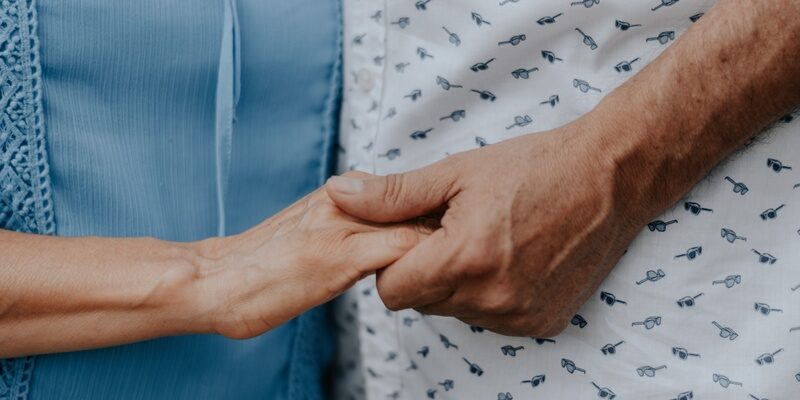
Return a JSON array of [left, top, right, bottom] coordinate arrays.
[[334, 1, 800, 399]]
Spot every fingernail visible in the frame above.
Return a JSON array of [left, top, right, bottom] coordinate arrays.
[[327, 176, 364, 194]]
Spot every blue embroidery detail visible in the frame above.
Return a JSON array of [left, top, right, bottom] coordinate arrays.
[[0, 0, 52, 399]]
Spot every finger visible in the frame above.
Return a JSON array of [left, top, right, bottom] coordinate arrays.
[[320, 226, 427, 296], [324, 161, 458, 223], [375, 227, 460, 311], [345, 225, 427, 273]]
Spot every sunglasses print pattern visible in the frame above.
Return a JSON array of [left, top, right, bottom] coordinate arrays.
[[334, 1, 800, 400]]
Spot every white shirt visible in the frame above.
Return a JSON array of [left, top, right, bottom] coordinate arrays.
[[334, 1, 800, 399]]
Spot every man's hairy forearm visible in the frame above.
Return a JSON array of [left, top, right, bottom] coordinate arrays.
[[586, 0, 800, 221], [0, 230, 208, 358]]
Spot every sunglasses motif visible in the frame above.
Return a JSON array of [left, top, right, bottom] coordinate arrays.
[[689, 13, 704, 22], [561, 358, 586, 374], [440, 110, 465, 122], [754, 302, 782, 315], [571, 314, 588, 328], [436, 75, 463, 90], [636, 269, 666, 285], [713, 373, 742, 388], [575, 28, 598, 50], [632, 316, 662, 329], [438, 379, 454, 391], [414, 0, 431, 11], [462, 357, 483, 376], [404, 89, 422, 101], [441, 26, 461, 46], [541, 50, 563, 63], [417, 346, 429, 357], [672, 346, 700, 360], [499, 0, 520, 5], [573, 78, 601, 93], [511, 67, 539, 79], [532, 337, 556, 345], [410, 128, 433, 140], [498, 34, 526, 46], [646, 31, 676, 45], [651, 0, 679, 11], [720, 228, 746, 243], [600, 291, 627, 306], [601, 341, 624, 355], [648, 219, 677, 232], [675, 246, 702, 260], [416, 47, 434, 59], [672, 391, 694, 400], [470, 58, 495, 72], [498, 392, 513, 400], [471, 89, 497, 101], [723, 176, 749, 194], [521, 374, 545, 388], [537, 13, 562, 25], [571, 0, 600, 8], [475, 136, 489, 147], [471, 12, 491, 26], [712, 321, 738, 340], [469, 325, 484, 333], [614, 58, 640, 73], [591, 382, 616, 399], [684, 201, 713, 215], [391, 17, 410, 29], [439, 334, 459, 349], [767, 157, 792, 172], [636, 365, 666, 377], [755, 348, 783, 365], [501, 345, 524, 357], [540, 94, 559, 107], [506, 115, 532, 130], [759, 204, 785, 220], [676, 293, 703, 308], [378, 148, 401, 160], [751, 249, 777, 264], [712, 274, 742, 288], [615, 19, 641, 31]]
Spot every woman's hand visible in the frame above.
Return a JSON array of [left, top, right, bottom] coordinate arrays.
[[0, 173, 425, 357], [192, 186, 428, 339]]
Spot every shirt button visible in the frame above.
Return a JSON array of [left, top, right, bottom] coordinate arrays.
[[356, 68, 375, 92]]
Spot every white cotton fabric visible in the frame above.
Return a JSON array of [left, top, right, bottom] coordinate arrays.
[[334, 1, 800, 399]]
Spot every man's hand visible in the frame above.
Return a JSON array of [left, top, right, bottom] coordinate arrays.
[[326, 0, 800, 337], [326, 120, 640, 336]]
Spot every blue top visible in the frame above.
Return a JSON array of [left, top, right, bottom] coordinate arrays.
[[5, 0, 340, 398]]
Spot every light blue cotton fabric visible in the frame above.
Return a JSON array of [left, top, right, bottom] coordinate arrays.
[[8, 0, 341, 398]]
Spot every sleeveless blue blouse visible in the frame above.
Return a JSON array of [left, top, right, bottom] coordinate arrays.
[[0, 0, 341, 399]]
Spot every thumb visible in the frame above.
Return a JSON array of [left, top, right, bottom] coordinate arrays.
[[325, 165, 456, 223]]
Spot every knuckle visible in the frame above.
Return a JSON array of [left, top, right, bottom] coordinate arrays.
[[382, 174, 406, 207], [478, 289, 518, 315], [305, 200, 340, 223], [456, 239, 496, 277], [387, 227, 420, 249]]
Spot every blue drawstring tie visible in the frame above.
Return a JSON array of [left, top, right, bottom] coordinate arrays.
[[214, 0, 241, 236]]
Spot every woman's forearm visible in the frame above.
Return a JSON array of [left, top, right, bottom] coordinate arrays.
[[0, 183, 425, 358], [0, 230, 209, 358]]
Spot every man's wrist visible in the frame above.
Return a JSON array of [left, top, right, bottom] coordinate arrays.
[[578, 92, 697, 225]]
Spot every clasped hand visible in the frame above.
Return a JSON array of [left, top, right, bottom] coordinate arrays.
[[325, 119, 649, 337], [193, 172, 429, 339]]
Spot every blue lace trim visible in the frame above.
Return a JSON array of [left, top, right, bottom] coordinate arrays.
[[0, 0, 52, 399]]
